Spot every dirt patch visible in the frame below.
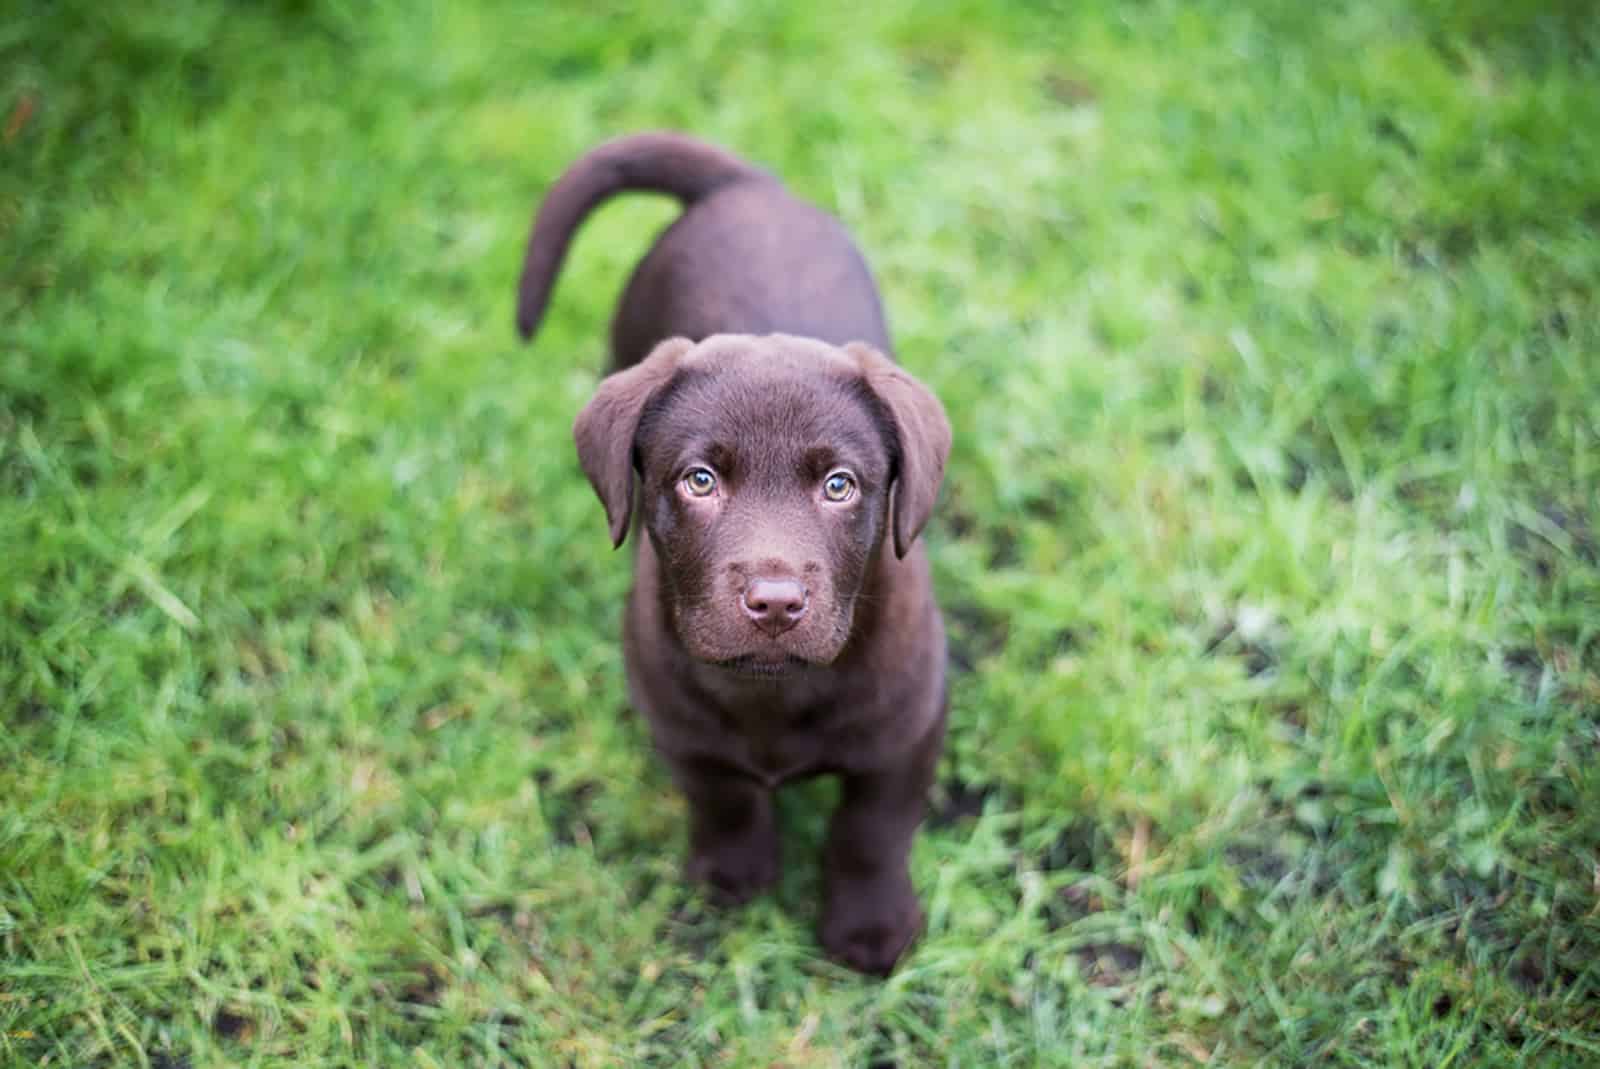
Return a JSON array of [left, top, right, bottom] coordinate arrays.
[[211, 1007, 253, 1042], [1042, 70, 1097, 107]]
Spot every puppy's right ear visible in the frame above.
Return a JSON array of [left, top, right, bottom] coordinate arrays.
[[572, 337, 695, 547]]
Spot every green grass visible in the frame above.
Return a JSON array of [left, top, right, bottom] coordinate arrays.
[[3, 0, 1598, 1065]]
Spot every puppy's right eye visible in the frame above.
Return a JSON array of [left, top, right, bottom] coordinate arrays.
[[682, 468, 718, 497], [821, 471, 857, 502]]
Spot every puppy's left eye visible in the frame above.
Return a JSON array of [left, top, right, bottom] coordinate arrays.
[[822, 472, 856, 502], [683, 468, 718, 496]]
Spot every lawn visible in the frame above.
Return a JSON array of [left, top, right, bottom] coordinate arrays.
[[3, 1, 1597, 1065]]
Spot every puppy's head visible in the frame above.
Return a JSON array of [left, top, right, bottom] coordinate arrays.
[[573, 334, 949, 674]]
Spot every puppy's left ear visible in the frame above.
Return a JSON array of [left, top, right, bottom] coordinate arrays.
[[573, 337, 694, 547], [847, 342, 951, 558]]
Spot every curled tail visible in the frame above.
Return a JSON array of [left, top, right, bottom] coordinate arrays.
[[515, 131, 770, 341]]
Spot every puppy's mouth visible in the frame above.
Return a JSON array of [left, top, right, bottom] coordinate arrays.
[[710, 653, 814, 679]]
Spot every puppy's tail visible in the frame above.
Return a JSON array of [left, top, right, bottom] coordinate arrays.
[[515, 131, 770, 342]]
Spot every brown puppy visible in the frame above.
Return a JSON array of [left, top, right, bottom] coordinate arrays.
[[516, 132, 950, 975]]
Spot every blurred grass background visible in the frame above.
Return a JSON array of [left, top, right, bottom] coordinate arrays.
[[2, 1, 1597, 1065]]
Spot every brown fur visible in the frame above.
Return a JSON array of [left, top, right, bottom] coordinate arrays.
[[519, 132, 951, 975]]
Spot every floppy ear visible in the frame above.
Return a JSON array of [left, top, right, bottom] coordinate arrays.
[[572, 337, 695, 547], [847, 342, 952, 558]]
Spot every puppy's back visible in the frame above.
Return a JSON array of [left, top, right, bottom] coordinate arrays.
[[514, 132, 891, 369]]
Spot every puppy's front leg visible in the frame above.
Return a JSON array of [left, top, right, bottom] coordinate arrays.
[[819, 725, 942, 975], [673, 760, 780, 906]]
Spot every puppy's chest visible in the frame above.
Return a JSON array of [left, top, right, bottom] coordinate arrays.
[[722, 703, 846, 785], [698, 695, 868, 786]]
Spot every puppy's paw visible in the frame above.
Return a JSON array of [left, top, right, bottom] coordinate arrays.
[[685, 840, 780, 907], [819, 882, 924, 976]]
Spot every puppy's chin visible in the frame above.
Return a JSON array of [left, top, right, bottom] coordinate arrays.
[[708, 652, 815, 680]]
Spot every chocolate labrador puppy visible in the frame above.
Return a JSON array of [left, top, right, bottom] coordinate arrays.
[[516, 132, 950, 975]]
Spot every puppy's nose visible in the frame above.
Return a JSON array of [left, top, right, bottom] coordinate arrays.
[[741, 577, 808, 636]]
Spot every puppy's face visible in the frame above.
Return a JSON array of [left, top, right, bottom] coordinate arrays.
[[574, 335, 950, 676], [636, 349, 891, 670]]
